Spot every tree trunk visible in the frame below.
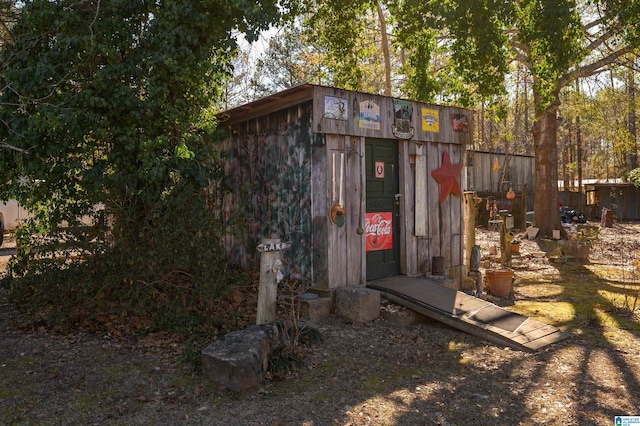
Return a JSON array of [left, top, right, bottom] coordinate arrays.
[[562, 127, 569, 191], [377, 3, 391, 97], [576, 79, 583, 194], [524, 73, 530, 150], [629, 64, 637, 170], [480, 102, 485, 149], [532, 95, 562, 238]]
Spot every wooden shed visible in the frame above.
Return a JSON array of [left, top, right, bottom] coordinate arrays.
[[218, 84, 473, 290], [589, 182, 640, 220]]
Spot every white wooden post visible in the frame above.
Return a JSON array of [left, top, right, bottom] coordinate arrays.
[[256, 238, 290, 325]]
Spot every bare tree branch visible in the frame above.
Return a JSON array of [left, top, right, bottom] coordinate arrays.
[[584, 26, 620, 54], [508, 38, 530, 67], [583, 16, 606, 32], [559, 45, 633, 87], [89, 0, 101, 43], [0, 143, 31, 153]]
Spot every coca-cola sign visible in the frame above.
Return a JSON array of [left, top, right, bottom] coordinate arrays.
[[365, 212, 393, 251]]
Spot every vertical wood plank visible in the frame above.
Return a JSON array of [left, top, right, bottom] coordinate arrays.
[[417, 238, 430, 275], [450, 146, 463, 270], [441, 192, 453, 272], [477, 153, 485, 192], [521, 183, 528, 230], [415, 145, 427, 236], [325, 135, 347, 289], [427, 142, 442, 269], [311, 140, 329, 288], [399, 139, 417, 276], [453, 147, 465, 289], [415, 142, 429, 275], [358, 137, 367, 284], [346, 136, 365, 285]]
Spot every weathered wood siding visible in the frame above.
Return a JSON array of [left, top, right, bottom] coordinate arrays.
[[311, 86, 469, 285], [465, 151, 535, 196], [315, 136, 465, 288], [401, 141, 465, 280], [311, 86, 472, 146], [222, 102, 314, 280], [317, 135, 366, 289], [595, 185, 640, 220]]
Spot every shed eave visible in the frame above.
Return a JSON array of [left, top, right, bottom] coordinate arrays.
[[216, 84, 315, 126]]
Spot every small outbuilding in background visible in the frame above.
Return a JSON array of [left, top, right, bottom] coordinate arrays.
[[218, 84, 473, 291], [588, 181, 640, 222]]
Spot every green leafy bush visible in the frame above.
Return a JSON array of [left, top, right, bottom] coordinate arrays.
[[0, 0, 285, 333]]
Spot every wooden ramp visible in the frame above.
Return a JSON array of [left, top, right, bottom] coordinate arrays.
[[367, 276, 568, 352]]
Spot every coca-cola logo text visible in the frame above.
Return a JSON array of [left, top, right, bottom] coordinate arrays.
[[365, 214, 392, 237], [365, 212, 393, 251]]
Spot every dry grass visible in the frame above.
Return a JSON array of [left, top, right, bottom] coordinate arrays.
[[2, 224, 640, 425]]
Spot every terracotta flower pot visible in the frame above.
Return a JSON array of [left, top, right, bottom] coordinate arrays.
[[485, 268, 514, 297], [511, 243, 520, 254]]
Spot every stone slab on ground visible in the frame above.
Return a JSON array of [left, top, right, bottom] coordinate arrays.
[[527, 226, 540, 240], [381, 302, 428, 327], [335, 287, 380, 323], [558, 240, 590, 259], [201, 320, 290, 392]]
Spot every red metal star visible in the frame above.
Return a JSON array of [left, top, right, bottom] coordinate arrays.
[[431, 150, 463, 203]]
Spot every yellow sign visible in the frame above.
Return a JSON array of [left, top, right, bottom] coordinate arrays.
[[421, 108, 439, 132]]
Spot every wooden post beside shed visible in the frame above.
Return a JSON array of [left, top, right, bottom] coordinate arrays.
[[256, 239, 290, 325]]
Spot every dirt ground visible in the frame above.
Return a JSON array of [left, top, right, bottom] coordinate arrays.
[[2, 223, 640, 425]]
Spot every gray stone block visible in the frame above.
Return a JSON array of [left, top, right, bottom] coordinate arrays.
[[201, 320, 290, 392], [300, 296, 333, 320], [335, 287, 380, 323]]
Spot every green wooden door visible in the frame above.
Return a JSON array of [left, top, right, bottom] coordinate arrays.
[[365, 138, 400, 280]]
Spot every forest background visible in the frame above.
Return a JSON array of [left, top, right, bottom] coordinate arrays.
[[228, 1, 640, 195]]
